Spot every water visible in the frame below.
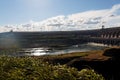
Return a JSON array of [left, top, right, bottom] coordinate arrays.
[[0, 43, 108, 56], [10, 43, 107, 56]]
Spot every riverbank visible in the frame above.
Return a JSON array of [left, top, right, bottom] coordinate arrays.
[[35, 47, 120, 80], [0, 47, 120, 79]]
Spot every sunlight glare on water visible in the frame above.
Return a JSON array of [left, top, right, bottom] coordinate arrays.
[[30, 48, 47, 56]]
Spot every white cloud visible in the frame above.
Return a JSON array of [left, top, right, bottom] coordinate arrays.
[[1, 4, 120, 33]]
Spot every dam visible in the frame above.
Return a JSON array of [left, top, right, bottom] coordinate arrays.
[[0, 27, 120, 48]]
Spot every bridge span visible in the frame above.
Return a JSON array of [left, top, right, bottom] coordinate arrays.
[[0, 27, 120, 48]]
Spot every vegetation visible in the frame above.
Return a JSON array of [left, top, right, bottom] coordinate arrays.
[[0, 48, 20, 55], [0, 56, 104, 80], [40, 52, 89, 60]]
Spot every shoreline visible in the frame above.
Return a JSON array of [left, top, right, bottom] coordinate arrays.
[[35, 47, 120, 80]]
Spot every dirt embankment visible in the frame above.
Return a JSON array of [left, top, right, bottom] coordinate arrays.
[[37, 48, 120, 80]]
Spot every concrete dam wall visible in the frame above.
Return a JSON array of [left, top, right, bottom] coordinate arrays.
[[0, 27, 120, 48]]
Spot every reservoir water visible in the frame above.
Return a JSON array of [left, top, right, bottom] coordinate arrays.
[[7, 43, 108, 56]]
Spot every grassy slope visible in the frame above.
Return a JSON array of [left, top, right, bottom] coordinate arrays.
[[34, 47, 120, 80], [34, 49, 110, 64], [0, 47, 120, 79]]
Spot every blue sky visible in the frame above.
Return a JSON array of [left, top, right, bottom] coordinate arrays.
[[0, 0, 120, 25]]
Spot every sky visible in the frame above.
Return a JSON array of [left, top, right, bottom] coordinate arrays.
[[0, 0, 120, 26]]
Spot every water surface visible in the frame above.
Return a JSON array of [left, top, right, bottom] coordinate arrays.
[[11, 43, 108, 56]]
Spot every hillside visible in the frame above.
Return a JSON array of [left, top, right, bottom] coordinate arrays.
[[36, 47, 120, 80]]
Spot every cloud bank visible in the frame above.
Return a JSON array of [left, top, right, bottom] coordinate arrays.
[[0, 4, 120, 32]]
